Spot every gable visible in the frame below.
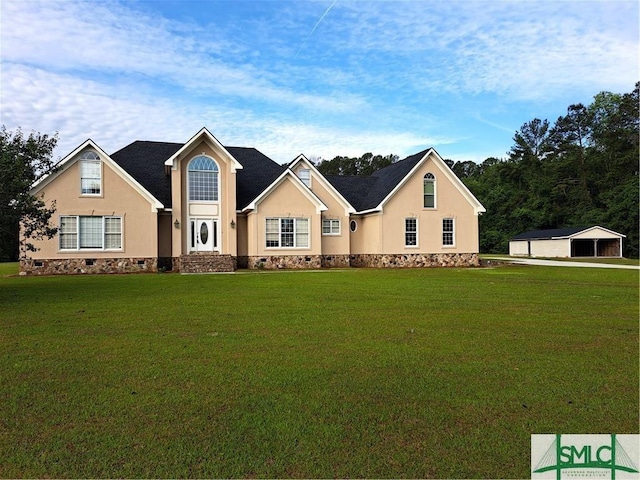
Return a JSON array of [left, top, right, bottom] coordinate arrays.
[[325, 149, 485, 215], [31, 139, 164, 212], [289, 155, 355, 215], [243, 169, 327, 214], [164, 127, 242, 173], [512, 226, 626, 241]]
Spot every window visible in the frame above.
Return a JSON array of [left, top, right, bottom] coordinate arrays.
[[188, 156, 219, 201], [350, 220, 357, 232], [298, 168, 311, 187], [405, 218, 417, 247], [59, 216, 78, 250], [80, 151, 101, 195], [59, 216, 122, 250], [442, 218, 454, 246], [265, 218, 309, 248], [322, 219, 340, 235], [423, 173, 435, 208]]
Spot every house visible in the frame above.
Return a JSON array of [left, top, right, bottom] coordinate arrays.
[[509, 226, 625, 258], [19, 128, 486, 275]]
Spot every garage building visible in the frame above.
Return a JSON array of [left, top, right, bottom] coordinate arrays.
[[509, 226, 625, 258]]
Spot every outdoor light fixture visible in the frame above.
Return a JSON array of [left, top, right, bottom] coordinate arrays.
[[230, 220, 236, 229], [174, 219, 180, 229]]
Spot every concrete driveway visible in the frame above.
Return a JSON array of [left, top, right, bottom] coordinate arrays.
[[488, 257, 640, 270]]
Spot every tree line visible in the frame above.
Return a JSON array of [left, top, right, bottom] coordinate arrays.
[[453, 83, 638, 258]]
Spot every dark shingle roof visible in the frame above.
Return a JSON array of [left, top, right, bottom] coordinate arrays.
[[325, 149, 429, 211], [324, 175, 378, 211], [226, 147, 286, 209], [511, 227, 591, 240], [109, 141, 284, 209], [110, 141, 182, 208]]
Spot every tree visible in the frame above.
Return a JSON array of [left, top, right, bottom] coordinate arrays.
[[0, 126, 59, 261], [460, 84, 639, 257], [317, 152, 398, 176]]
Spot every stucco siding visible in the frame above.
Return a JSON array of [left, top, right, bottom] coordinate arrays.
[[26, 150, 158, 259], [172, 140, 237, 255], [307, 173, 351, 256], [247, 177, 321, 257], [381, 156, 479, 254], [350, 214, 382, 254]]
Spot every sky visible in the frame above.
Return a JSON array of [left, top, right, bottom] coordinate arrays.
[[1, 0, 638, 165]]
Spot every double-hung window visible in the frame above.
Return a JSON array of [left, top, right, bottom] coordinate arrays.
[[322, 219, 340, 235], [265, 218, 309, 248], [423, 173, 435, 208], [59, 216, 122, 250], [442, 218, 455, 246], [80, 152, 101, 195], [298, 168, 311, 187], [405, 218, 417, 247]]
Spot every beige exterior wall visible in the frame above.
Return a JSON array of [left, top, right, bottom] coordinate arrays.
[[304, 170, 351, 256], [246, 176, 321, 257], [27, 148, 158, 259], [170, 140, 238, 256], [349, 214, 382, 254], [374, 154, 480, 254]]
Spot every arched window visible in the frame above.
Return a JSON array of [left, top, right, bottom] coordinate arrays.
[[80, 151, 101, 195], [188, 156, 219, 201], [423, 173, 435, 208]]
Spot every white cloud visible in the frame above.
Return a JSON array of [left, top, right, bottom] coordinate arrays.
[[1, 0, 637, 166], [0, 63, 448, 163]]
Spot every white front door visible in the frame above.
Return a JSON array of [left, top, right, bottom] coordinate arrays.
[[190, 218, 218, 252]]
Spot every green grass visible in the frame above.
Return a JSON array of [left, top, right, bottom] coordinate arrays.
[[1, 265, 638, 478], [480, 254, 639, 266]]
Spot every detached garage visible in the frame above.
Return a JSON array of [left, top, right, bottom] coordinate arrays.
[[509, 226, 625, 258]]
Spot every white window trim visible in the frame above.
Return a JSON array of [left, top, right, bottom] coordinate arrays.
[[405, 217, 418, 248], [265, 217, 310, 249], [58, 215, 123, 251], [79, 153, 102, 197], [423, 173, 436, 209], [187, 154, 220, 204], [298, 168, 311, 188], [442, 217, 455, 247], [322, 218, 341, 236]]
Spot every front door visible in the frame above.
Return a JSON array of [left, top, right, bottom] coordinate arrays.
[[190, 218, 218, 252]]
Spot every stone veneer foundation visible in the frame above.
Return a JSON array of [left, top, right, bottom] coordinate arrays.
[[19, 252, 479, 275], [348, 253, 480, 268], [238, 255, 323, 270], [19, 257, 157, 275]]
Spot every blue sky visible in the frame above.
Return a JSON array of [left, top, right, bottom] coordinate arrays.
[[1, 0, 637, 164]]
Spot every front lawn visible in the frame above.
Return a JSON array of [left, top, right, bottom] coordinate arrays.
[[1, 266, 637, 478]]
